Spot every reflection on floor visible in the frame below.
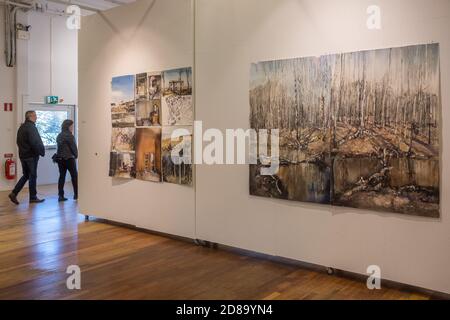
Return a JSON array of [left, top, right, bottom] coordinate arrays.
[[0, 185, 431, 299]]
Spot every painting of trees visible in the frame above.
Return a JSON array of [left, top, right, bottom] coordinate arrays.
[[250, 43, 440, 217]]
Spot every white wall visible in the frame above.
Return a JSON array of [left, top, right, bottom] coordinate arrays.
[[28, 12, 78, 105], [195, 0, 450, 294], [0, 6, 17, 191], [27, 12, 78, 187], [78, 0, 195, 237], [78, 0, 450, 294], [0, 6, 78, 191]]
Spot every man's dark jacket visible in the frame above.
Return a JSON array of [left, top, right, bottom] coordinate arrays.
[[56, 129, 78, 160], [17, 120, 45, 159]]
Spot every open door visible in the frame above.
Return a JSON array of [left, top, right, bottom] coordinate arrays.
[[23, 104, 77, 186]]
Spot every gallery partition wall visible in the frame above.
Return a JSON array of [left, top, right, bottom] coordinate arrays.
[[78, 0, 450, 295], [79, 0, 195, 237]]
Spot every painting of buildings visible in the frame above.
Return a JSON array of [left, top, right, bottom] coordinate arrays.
[[162, 126, 193, 185], [136, 99, 161, 127], [111, 127, 136, 153], [135, 128, 162, 182], [148, 73, 162, 100], [162, 67, 193, 126], [111, 75, 135, 128], [109, 152, 136, 179]]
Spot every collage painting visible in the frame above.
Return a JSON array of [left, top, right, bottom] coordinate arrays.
[[109, 67, 193, 186]]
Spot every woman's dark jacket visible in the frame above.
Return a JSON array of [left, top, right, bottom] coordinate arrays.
[[56, 129, 78, 160]]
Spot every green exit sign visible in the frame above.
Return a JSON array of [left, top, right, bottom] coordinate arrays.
[[46, 96, 59, 104]]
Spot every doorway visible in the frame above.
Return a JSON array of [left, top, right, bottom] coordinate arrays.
[[24, 104, 77, 186]]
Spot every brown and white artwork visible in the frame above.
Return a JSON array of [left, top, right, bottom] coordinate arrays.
[[136, 72, 162, 127], [249, 43, 440, 217], [109, 152, 136, 179], [162, 67, 193, 126], [135, 127, 162, 182], [136, 99, 161, 127], [111, 75, 135, 128], [148, 73, 162, 100], [111, 127, 136, 153], [136, 72, 148, 100], [162, 126, 193, 185], [109, 68, 194, 186]]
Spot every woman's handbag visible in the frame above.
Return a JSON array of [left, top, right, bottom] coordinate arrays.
[[52, 153, 63, 163]]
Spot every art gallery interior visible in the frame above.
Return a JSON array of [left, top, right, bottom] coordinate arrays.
[[0, 0, 449, 301]]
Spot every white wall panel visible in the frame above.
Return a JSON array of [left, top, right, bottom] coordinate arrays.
[[28, 13, 78, 105], [28, 12, 51, 103], [194, 0, 450, 294], [78, 0, 195, 237], [51, 17, 78, 105]]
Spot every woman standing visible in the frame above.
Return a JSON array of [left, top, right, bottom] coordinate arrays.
[[56, 119, 78, 202]]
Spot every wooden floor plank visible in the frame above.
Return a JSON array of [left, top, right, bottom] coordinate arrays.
[[0, 185, 432, 300]]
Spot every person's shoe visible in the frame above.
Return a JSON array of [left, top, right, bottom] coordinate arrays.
[[30, 198, 45, 203], [58, 197, 68, 202], [8, 193, 19, 205]]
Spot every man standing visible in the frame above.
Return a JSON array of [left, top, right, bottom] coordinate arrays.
[[8, 111, 46, 205]]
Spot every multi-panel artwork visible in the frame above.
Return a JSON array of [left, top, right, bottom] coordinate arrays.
[[250, 43, 441, 217], [109, 67, 193, 186]]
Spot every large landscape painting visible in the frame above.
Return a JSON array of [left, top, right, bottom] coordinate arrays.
[[250, 43, 440, 217]]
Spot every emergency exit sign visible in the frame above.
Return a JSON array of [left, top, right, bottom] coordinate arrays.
[[46, 96, 59, 104]]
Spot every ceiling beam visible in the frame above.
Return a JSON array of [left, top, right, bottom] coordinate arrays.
[[102, 0, 130, 5], [0, 0, 33, 8], [44, 0, 102, 13]]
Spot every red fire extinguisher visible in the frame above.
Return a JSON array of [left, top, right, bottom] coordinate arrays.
[[5, 157, 16, 180]]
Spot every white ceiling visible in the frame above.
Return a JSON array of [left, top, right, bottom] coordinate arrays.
[[18, 0, 136, 15]]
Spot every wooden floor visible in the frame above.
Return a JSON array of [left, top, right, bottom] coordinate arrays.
[[0, 185, 432, 300]]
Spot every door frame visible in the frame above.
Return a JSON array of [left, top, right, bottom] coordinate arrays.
[[24, 103, 77, 149], [22, 103, 77, 186]]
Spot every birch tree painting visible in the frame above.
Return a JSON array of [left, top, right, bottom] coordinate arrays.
[[249, 43, 440, 217]]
